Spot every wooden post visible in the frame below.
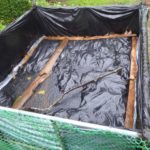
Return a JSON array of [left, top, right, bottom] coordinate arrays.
[[125, 36, 137, 129], [12, 39, 68, 109]]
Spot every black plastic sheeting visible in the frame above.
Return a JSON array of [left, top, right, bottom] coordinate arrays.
[[0, 5, 149, 133], [23, 38, 131, 127], [1, 40, 60, 106], [0, 6, 139, 81]]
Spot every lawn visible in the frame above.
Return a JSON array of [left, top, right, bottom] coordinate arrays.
[[0, 0, 140, 31], [37, 0, 140, 7], [65, 0, 139, 6]]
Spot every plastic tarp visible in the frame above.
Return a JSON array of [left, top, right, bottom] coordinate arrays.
[[23, 38, 130, 127], [1, 39, 60, 106], [0, 5, 139, 81]]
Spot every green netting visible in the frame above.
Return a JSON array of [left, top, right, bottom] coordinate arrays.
[[0, 107, 150, 150]]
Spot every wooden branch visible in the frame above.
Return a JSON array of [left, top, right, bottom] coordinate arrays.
[[12, 39, 68, 109], [26, 67, 122, 113], [45, 34, 136, 41], [125, 36, 137, 129]]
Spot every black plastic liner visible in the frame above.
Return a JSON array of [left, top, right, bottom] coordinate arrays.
[[0, 5, 149, 133], [23, 38, 131, 127], [0, 6, 139, 81], [1, 39, 60, 106]]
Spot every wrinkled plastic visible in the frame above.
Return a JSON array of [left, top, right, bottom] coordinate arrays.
[[23, 38, 131, 127], [0, 6, 139, 81], [0, 91, 11, 106], [1, 40, 60, 106], [0, 36, 45, 90]]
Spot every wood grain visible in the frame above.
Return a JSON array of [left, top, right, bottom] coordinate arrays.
[[45, 34, 136, 41], [125, 36, 137, 129]]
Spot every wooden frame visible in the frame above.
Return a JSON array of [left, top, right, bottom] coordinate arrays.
[[12, 34, 138, 129], [125, 36, 137, 128], [45, 34, 136, 41]]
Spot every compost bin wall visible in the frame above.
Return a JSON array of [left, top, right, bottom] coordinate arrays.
[[0, 5, 139, 81], [0, 5, 149, 134]]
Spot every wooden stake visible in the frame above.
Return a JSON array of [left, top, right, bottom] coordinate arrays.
[[125, 36, 137, 129], [45, 34, 136, 41], [12, 39, 68, 109]]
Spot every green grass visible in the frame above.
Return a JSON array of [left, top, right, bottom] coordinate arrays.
[[0, 0, 140, 32], [65, 0, 139, 6], [35, 0, 49, 7], [0, 23, 5, 31], [35, 0, 140, 7]]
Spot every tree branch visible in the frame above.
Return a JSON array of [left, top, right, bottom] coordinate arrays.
[[25, 67, 122, 113]]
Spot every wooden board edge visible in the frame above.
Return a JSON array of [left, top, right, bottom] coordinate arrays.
[[125, 36, 138, 129]]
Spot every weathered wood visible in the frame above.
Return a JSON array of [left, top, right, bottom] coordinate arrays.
[[22, 36, 46, 65], [45, 34, 136, 41], [125, 36, 137, 129], [12, 39, 68, 109]]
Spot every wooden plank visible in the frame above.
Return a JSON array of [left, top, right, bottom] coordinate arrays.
[[12, 39, 68, 109], [45, 34, 136, 41], [21, 36, 46, 65], [125, 36, 137, 129], [144, 0, 150, 5]]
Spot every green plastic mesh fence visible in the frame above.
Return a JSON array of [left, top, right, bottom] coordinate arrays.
[[0, 107, 150, 150]]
